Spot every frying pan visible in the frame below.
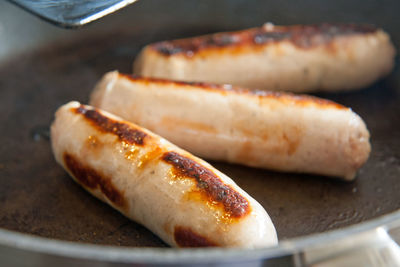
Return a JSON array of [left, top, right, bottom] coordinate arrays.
[[0, 0, 399, 265]]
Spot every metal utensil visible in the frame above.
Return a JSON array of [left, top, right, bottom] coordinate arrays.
[[7, 0, 138, 28]]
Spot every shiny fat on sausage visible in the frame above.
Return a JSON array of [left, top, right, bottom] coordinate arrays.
[[133, 23, 395, 93], [90, 71, 371, 180], [51, 101, 277, 248]]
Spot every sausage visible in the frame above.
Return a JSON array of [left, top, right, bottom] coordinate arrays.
[[50, 101, 277, 248], [133, 23, 395, 93], [90, 71, 371, 180]]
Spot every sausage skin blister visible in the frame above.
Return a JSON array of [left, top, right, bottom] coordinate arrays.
[[134, 23, 395, 93], [51, 101, 277, 248], [91, 72, 371, 180]]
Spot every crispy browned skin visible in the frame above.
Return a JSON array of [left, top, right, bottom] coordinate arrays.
[[151, 23, 377, 57], [162, 151, 250, 218], [74, 106, 148, 145], [174, 226, 218, 247], [63, 153, 126, 208]]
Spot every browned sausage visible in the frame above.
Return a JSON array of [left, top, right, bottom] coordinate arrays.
[[91, 72, 371, 180], [134, 23, 395, 93], [51, 101, 278, 248]]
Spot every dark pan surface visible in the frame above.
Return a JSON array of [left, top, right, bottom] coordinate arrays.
[[0, 0, 400, 248]]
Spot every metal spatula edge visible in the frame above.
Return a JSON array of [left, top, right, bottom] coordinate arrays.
[[8, 0, 138, 28]]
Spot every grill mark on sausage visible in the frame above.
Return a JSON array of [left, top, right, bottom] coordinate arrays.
[[74, 105, 147, 145], [162, 151, 250, 218], [174, 226, 218, 247], [150, 23, 377, 55], [63, 153, 126, 208], [118, 73, 346, 110]]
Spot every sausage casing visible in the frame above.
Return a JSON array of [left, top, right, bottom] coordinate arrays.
[[51, 101, 277, 248], [133, 23, 395, 93], [91, 72, 371, 180]]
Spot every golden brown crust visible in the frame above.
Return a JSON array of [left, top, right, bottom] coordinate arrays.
[[73, 105, 148, 145], [63, 153, 126, 208], [162, 151, 250, 219], [174, 226, 218, 247], [149, 23, 377, 56]]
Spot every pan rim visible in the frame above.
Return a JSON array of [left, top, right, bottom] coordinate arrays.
[[0, 209, 399, 264]]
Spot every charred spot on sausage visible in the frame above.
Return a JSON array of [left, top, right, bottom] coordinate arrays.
[[63, 153, 126, 208], [74, 105, 147, 145], [162, 151, 250, 218], [174, 226, 217, 247]]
